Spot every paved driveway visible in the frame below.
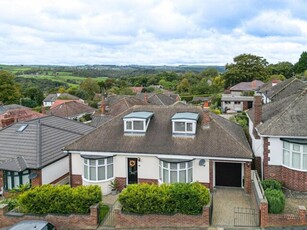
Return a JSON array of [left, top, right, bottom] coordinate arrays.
[[212, 187, 255, 227]]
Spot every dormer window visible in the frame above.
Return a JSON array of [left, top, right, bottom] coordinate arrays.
[[123, 111, 154, 134], [171, 112, 199, 136]]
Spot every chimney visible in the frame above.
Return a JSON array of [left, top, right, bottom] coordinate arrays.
[[253, 93, 262, 139], [202, 108, 211, 129], [41, 105, 46, 114], [1, 113, 15, 128], [272, 79, 278, 87], [101, 95, 106, 114]]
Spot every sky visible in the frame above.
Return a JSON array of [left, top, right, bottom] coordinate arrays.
[[0, 0, 307, 66]]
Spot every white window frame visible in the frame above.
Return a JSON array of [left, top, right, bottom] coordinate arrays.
[[83, 157, 114, 182], [282, 142, 307, 171], [159, 160, 193, 183], [124, 118, 151, 133], [172, 120, 196, 134]]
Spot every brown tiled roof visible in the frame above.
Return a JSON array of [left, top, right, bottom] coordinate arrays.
[[108, 97, 146, 117], [248, 88, 307, 136], [47, 101, 95, 118], [66, 105, 252, 159], [50, 100, 81, 109], [230, 80, 264, 91]]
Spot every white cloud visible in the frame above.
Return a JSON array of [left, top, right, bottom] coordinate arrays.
[[0, 0, 306, 65]]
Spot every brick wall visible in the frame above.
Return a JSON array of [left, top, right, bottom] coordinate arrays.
[[209, 160, 213, 191], [254, 156, 262, 178], [267, 206, 307, 227], [71, 174, 82, 187], [0, 203, 99, 229], [115, 177, 126, 191], [244, 163, 251, 194], [31, 169, 42, 187], [267, 165, 307, 191], [114, 204, 210, 228], [243, 101, 248, 110]]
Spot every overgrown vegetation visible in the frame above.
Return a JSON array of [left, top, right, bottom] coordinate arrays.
[[18, 185, 102, 214], [118, 182, 210, 215], [261, 179, 285, 214]]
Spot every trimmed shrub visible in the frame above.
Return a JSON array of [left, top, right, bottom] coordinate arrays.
[[265, 189, 285, 214], [18, 185, 101, 214], [118, 182, 210, 215], [261, 179, 282, 191]]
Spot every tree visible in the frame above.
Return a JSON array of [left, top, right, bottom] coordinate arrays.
[[23, 87, 44, 107], [200, 68, 219, 78], [294, 51, 307, 74], [267, 62, 294, 79], [80, 78, 100, 100], [0, 70, 21, 104], [223, 54, 269, 88], [177, 78, 190, 94]]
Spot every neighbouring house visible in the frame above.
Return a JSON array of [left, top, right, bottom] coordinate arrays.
[[221, 94, 254, 113], [247, 89, 307, 191], [0, 116, 95, 192], [43, 93, 83, 107], [259, 78, 306, 104], [191, 97, 211, 107], [0, 104, 46, 129], [65, 104, 253, 195], [47, 101, 96, 121], [230, 80, 264, 96], [258, 79, 281, 104], [221, 80, 265, 113], [130, 87, 144, 94]]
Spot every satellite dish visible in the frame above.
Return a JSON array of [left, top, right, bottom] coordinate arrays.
[[199, 159, 206, 166], [28, 172, 38, 180]]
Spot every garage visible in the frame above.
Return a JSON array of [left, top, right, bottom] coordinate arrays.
[[215, 162, 242, 187]]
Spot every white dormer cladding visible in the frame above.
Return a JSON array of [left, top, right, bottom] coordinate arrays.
[[123, 111, 154, 134], [171, 112, 199, 136]]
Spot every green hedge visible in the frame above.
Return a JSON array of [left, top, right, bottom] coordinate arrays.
[[261, 179, 282, 191], [118, 182, 210, 215], [265, 189, 285, 214], [18, 185, 102, 214]]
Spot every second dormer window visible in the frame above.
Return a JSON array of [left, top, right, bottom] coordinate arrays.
[[172, 112, 199, 135], [123, 111, 154, 134]]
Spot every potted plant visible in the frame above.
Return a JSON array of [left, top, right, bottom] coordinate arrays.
[[109, 179, 119, 195]]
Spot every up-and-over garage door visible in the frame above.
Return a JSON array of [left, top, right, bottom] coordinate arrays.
[[215, 162, 242, 187]]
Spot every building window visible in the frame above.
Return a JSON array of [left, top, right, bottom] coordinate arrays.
[[283, 142, 307, 170], [4, 170, 30, 190], [225, 101, 231, 104], [84, 157, 114, 181], [173, 121, 196, 134], [234, 101, 241, 105], [159, 161, 193, 183]]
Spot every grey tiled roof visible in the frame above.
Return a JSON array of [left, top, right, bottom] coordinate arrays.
[[248, 88, 307, 136], [230, 80, 264, 91], [265, 78, 306, 101], [90, 115, 113, 128], [0, 116, 95, 170], [66, 105, 252, 159]]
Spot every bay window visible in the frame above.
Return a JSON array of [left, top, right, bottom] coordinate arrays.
[[4, 170, 30, 190], [84, 157, 114, 181], [283, 141, 307, 170], [159, 160, 193, 183]]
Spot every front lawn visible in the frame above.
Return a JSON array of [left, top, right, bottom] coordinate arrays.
[[99, 204, 110, 223]]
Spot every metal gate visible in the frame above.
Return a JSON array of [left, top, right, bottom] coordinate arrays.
[[234, 207, 259, 227]]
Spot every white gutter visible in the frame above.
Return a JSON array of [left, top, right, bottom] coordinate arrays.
[[65, 150, 252, 162]]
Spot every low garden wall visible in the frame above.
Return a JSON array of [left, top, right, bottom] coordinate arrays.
[[267, 206, 306, 227], [0, 203, 99, 229], [114, 202, 211, 228]]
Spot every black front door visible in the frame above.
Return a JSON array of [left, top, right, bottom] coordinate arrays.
[[215, 162, 242, 187], [127, 158, 138, 184]]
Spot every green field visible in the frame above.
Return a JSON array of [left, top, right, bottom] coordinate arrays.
[[0, 65, 107, 87]]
